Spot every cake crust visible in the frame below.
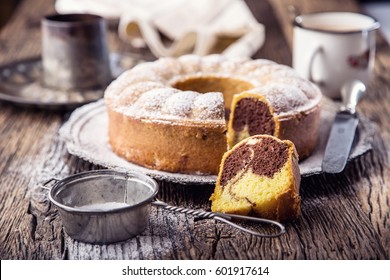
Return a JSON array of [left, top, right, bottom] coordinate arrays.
[[107, 107, 227, 174]]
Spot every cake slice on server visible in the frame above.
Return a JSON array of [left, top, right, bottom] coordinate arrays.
[[210, 135, 301, 222]]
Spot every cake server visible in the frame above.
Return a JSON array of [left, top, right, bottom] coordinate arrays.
[[322, 80, 366, 173]]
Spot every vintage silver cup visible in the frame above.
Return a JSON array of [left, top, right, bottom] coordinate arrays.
[[47, 170, 158, 244], [42, 14, 112, 91]]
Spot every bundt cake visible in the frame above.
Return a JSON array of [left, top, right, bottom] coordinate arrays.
[[104, 55, 321, 175], [210, 135, 301, 222]]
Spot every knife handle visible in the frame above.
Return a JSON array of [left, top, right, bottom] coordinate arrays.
[[340, 80, 366, 114]]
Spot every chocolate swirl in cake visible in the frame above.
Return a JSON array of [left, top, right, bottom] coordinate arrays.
[[211, 135, 301, 222], [220, 137, 289, 187], [232, 98, 275, 137]]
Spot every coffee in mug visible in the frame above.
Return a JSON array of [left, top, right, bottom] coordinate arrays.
[[293, 12, 380, 99]]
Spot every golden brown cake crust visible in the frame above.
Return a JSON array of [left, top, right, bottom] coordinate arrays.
[[107, 107, 227, 174], [278, 103, 321, 159]]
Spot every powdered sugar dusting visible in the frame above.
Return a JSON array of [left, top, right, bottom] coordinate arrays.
[[199, 54, 227, 73], [178, 55, 202, 74], [105, 71, 165, 101], [109, 81, 165, 107], [116, 87, 225, 123], [234, 59, 276, 75], [105, 54, 322, 123], [192, 92, 224, 120], [270, 76, 321, 100], [162, 91, 198, 117], [132, 57, 182, 80], [265, 69, 299, 80], [255, 83, 309, 115], [133, 88, 178, 111], [250, 64, 292, 78]]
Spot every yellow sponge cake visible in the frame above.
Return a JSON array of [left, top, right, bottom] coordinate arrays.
[[210, 135, 301, 222]]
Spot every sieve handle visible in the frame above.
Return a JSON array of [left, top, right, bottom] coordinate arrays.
[[151, 200, 285, 238], [40, 178, 61, 190]]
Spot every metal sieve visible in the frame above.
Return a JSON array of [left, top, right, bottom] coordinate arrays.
[[43, 170, 285, 244]]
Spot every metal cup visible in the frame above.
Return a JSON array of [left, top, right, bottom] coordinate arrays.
[[42, 14, 112, 91]]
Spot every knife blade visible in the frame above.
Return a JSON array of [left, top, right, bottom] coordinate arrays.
[[321, 80, 366, 173], [321, 112, 359, 173]]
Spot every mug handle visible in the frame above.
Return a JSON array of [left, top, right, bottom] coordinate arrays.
[[308, 46, 325, 86]]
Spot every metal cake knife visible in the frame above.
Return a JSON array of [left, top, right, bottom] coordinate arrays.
[[322, 80, 366, 173]]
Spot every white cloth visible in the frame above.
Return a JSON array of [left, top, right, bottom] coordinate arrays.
[[55, 0, 265, 58]]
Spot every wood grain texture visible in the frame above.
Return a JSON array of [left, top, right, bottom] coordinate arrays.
[[0, 0, 389, 260]]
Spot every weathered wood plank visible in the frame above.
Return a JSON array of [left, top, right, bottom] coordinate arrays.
[[0, 0, 389, 260], [0, 107, 65, 259]]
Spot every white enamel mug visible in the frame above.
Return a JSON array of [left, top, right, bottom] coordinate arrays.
[[293, 12, 380, 99]]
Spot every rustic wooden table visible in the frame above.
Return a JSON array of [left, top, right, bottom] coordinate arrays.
[[0, 0, 389, 260]]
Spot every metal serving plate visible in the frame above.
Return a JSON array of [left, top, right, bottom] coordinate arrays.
[[0, 53, 143, 110]]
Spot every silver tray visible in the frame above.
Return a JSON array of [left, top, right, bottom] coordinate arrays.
[[0, 53, 143, 110], [59, 99, 376, 184]]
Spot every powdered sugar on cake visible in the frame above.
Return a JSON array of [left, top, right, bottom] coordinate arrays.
[[163, 91, 198, 117], [256, 84, 309, 115], [105, 55, 321, 123], [192, 92, 224, 120], [113, 86, 225, 124]]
